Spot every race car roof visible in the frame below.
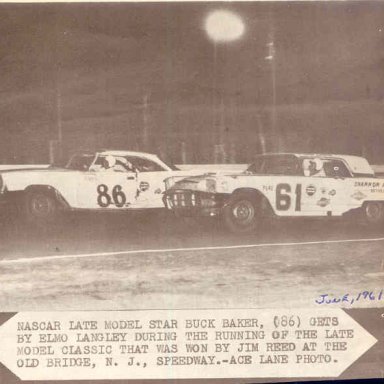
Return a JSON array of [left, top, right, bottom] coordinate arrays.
[[97, 150, 172, 171], [256, 153, 374, 176]]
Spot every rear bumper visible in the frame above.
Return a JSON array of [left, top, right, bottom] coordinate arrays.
[[0, 192, 18, 211], [163, 190, 226, 217]]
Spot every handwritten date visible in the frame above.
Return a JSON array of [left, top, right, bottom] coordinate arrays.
[[315, 290, 383, 305]]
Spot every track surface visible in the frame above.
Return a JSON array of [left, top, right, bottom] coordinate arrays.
[[0, 211, 383, 310]]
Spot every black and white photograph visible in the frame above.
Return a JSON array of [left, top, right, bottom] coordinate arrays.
[[0, 1, 383, 382]]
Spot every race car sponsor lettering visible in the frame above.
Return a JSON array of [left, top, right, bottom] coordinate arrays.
[[139, 181, 150, 192], [317, 198, 330, 207], [354, 181, 382, 188], [306, 185, 316, 196], [351, 191, 366, 201], [262, 185, 274, 192], [97, 184, 127, 208]]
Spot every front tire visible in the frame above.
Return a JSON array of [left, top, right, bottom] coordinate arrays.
[[223, 194, 259, 233]]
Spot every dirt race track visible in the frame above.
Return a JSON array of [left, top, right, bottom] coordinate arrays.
[[0, 210, 383, 311]]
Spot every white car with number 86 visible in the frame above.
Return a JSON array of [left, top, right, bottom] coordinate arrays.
[[0, 150, 197, 223]]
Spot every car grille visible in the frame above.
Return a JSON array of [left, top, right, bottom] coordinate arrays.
[[166, 191, 198, 208]]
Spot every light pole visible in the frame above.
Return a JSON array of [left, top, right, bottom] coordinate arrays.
[[142, 92, 150, 151], [204, 9, 245, 162], [49, 13, 63, 165], [265, 17, 280, 152]]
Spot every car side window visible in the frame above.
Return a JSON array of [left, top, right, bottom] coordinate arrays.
[[302, 158, 326, 177], [323, 160, 352, 178], [91, 156, 134, 172], [262, 156, 302, 176], [126, 157, 166, 172]]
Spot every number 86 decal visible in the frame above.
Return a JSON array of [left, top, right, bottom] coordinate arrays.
[[97, 184, 127, 208]]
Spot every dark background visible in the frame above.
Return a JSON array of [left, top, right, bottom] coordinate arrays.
[[1, 2, 384, 165]]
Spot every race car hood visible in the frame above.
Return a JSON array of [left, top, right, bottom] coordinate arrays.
[[165, 171, 246, 193]]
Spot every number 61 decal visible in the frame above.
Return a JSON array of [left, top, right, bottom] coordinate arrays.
[[276, 183, 302, 211], [97, 184, 127, 208]]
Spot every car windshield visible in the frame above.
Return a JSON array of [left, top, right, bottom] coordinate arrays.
[[246, 157, 265, 174], [65, 154, 96, 171], [158, 157, 179, 171]]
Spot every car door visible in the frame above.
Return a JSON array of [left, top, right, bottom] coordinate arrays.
[[299, 159, 351, 216], [126, 156, 170, 209], [74, 168, 138, 210], [261, 155, 312, 217]]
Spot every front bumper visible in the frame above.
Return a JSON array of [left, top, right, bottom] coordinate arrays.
[[163, 190, 226, 217]]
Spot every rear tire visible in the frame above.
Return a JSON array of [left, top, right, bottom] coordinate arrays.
[[223, 194, 260, 233], [24, 190, 58, 225], [362, 201, 384, 225]]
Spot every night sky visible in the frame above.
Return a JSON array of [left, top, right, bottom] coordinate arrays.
[[1, 2, 384, 163]]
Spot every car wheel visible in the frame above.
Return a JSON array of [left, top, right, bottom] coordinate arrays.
[[363, 201, 384, 225], [24, 191, 58, 224], [223, 194, 259, 233]]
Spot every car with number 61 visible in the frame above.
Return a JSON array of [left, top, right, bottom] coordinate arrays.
[[0, 150, 201, 223], [163, 153, 384, 232]]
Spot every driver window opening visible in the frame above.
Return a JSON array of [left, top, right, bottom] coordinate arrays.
[[92, 155, 135, 172], [125, 156, 166, 172], [302, 158, 351, 178], [302, 158, 325, 177]]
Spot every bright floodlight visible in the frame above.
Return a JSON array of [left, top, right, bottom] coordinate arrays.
[[205, 10, 245, 43]]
